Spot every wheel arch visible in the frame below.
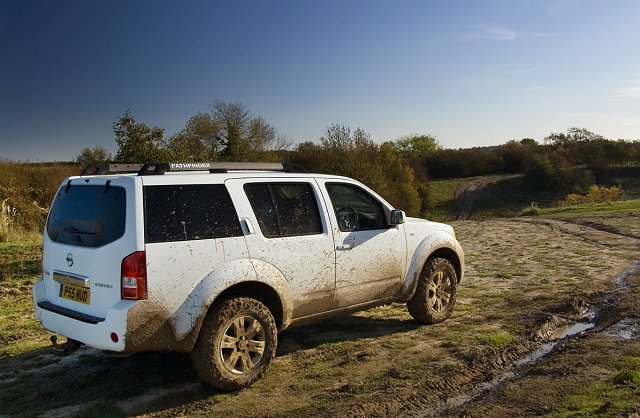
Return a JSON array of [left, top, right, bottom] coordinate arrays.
[[401, 233, 464, 300], [427, 247, 463, 284], [215, 282, 284, 330]]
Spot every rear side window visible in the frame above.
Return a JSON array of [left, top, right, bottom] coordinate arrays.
[[244, 183, 322, 238], [144, 184, 242, 243], [47, 184, 126, 248]]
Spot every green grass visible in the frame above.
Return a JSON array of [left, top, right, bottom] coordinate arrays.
[[424, 177, 474, 221], [472, 176, 562, 218], [0, 238, 50, 356], [525, 199, 640, 218], [552, 349, 640, 417], [425, 174, 564, 220], [477, 332, 515, 349]]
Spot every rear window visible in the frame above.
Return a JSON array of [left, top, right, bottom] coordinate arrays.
[[47, 183, 126, 247], [144, 184, 242, 243]]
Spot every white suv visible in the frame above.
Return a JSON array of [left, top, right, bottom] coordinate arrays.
[[33, 162, 464, 390]]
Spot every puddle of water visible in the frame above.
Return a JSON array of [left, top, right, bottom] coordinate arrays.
[[517, 311, 596, 367], [615, 260, 640, 286], [604, 318, 640, 340], [554, 320, 596, 340], [441, 310, 600, 412]]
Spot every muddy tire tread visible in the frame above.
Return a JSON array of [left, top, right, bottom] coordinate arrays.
[[191, 296, 277, 391], [407, 257, 458, 325]]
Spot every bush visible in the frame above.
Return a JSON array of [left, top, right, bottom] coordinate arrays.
[[524, 153, 595, 193], [0, 199, 17, 242], [521, 203, 542, 217], [425, 148, 504, 179], [562, 185, 623, 206], [0, 161, 79, 236]]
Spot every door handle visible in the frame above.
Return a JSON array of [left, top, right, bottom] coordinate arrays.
[[336, 244, 352, 251], [241, 218, 254, 235]]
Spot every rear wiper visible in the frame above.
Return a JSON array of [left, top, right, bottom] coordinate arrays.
[[64, 226, 95, 235]]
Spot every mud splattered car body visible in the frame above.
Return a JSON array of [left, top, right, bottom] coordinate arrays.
[[33, 162, 464, 390]]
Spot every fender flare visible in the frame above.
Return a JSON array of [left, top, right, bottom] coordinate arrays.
[[250, 259, 295, 328], [170, 258, 295, 344], [169, 258, 257, 342], [401, 231, 465, 299]]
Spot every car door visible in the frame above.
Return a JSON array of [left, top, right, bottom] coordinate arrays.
[[226, 178, 336, 318], [319, 180, 407, 308]]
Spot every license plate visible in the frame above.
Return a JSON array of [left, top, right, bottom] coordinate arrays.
[[59, 283, 91, 304]]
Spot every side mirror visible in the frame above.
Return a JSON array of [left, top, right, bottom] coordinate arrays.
[[389, 209, 405, 226]]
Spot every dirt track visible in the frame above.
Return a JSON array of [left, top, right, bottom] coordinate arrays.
[[1, 211, 639, 417]]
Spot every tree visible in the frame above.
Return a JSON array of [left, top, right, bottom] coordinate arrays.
[[210, 101, 289, 161], [113, 111, 166, 163], [314, 124, 421, 215], [497, 140, 533, 173], [167, 112, 223, 161], [393, 134, 440, 158], [544, 127, 604, 147], [74, 146, 111, 167], [520, 138, 538, 146], [523, 152, 594, 193], [319, 124, 381, 180]]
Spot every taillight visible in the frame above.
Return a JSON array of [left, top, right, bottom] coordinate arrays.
[[121, 251, 147, 300]]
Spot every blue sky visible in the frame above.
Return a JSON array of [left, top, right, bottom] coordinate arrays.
[[2, 0, 640, 161]]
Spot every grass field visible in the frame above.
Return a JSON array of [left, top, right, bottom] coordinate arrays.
[[0, 236, 50, 356], [531, 199, 640, 217]]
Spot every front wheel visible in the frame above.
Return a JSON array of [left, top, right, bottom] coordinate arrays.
[[191, 297, 277, 391], [407, 258, 458, 325]]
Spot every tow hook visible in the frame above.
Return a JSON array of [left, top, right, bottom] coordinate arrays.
[[50, 335, 82, 355]]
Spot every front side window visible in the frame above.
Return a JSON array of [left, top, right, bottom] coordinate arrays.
[[326, 183, 387, 232], [244, 183, 322, 238], [144, 184, 242, 243], [47, 184, 126, 247]]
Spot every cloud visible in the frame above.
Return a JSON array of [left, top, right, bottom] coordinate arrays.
[[483, 27, 520, 41], [453, 26, 551, 42], [612, 85, 640, 99]]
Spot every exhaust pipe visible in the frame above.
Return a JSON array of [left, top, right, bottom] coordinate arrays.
[[50, 335, 82, 355]]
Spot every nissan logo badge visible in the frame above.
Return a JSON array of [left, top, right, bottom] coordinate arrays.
[[66, 253, 74, 267]]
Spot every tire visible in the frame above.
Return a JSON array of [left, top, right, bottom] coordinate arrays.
[[191, 297, 277, 391], [407, 257, 458, 325]]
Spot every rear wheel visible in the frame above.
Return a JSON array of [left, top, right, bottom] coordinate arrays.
[[191, 297, 277, 390], [407, 258, 457, 325]]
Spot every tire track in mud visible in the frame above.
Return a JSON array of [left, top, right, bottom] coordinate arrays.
[[511, 217, 640, 251], [336, 261, 640, 418], [449, 175, 521, 221], [437, 261, 640, 418], [451, 183, 479, 221]]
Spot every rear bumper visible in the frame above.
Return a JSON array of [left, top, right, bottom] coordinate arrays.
[[32, 278, 130, 352]]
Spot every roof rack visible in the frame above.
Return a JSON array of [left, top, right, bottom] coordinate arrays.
[[80, 164, 143, 176], [80, 162, 308, 176]]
